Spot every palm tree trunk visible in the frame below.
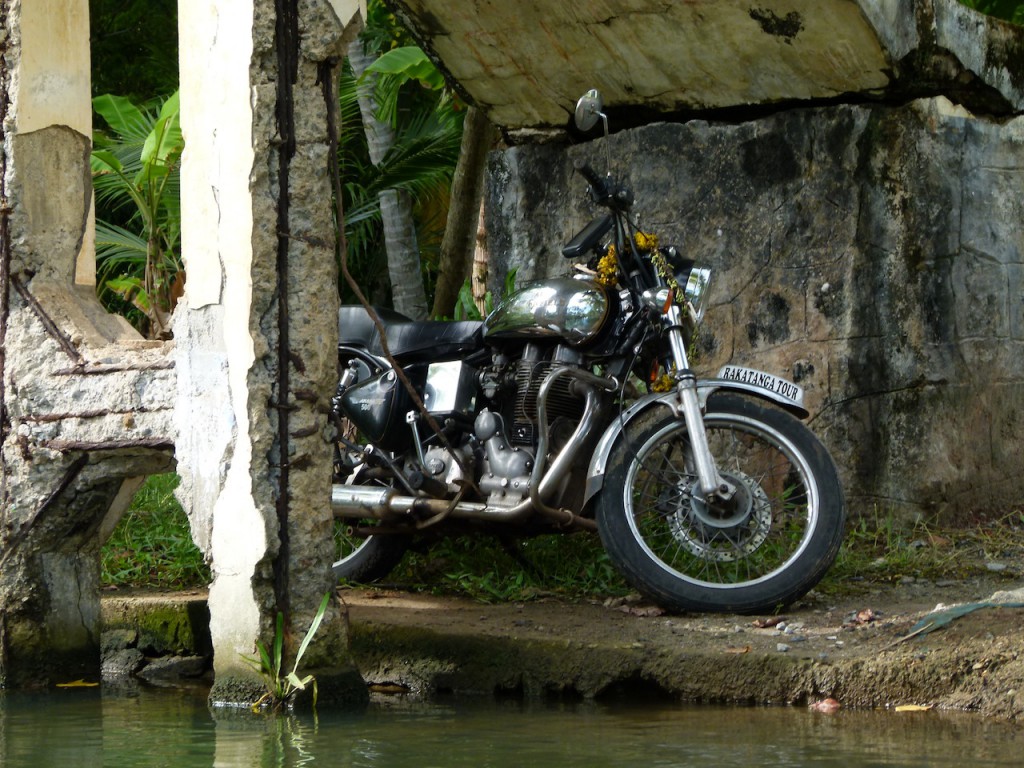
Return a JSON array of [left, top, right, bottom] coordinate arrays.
[[430, 106, 497, 319], [347, 38, 428, 320]]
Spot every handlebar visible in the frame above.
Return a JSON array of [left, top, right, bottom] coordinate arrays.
[[574, 162, 607, 195], [573, 161, 634, 211], [569, 161, 653, 287]]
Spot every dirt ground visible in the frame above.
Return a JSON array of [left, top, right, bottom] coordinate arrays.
[[341, 573, 1024, 720]]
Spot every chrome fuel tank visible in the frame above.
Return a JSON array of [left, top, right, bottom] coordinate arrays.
[[483, 278, 610, 347]]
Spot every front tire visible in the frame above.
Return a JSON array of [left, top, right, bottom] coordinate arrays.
[[595, 395, 845, 614]]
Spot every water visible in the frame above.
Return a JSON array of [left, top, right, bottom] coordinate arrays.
[[2, 685, 1023, 767]]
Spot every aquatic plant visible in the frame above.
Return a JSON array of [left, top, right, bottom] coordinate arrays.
[[244, 592, 332, 712]]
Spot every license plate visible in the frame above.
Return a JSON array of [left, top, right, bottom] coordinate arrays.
[[716, 365, 804, 406]]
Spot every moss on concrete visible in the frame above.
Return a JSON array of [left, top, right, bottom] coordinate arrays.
[[101, 594, 211, 656]]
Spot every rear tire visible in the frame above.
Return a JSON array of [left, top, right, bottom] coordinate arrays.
[[595, 396, 845, 614], [331, 351, 409, 583], [332, 518, 407, 582]]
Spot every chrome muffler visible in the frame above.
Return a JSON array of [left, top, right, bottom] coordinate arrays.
[[332, 484, 498, 521]]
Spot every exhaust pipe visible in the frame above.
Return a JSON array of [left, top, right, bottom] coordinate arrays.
[[331, 481, 596, 530], [331, 364, 615, 532], [332, 484, 514, 521]]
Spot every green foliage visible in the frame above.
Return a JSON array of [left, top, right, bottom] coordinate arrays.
[[90, 0, 179, 100], [958, 0, 1024, 23], [100, 474, 209, 590], [242, 593, 332, 712], [338, 61, 463, 306], [92, 90, 183, 338], [103, 474, 1024, 607], [818, 509, 1024, 596], [359, 0, 420, 53], [452, 268, 516, 321], [365, 46, 448, 125], [338, 0, 465, 308]]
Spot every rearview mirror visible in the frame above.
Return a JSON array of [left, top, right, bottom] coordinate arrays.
[[574, 89, 605, 132]]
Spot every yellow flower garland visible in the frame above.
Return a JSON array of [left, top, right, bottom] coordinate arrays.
[[596, 247, 619, 287], [595, 232, 661, 288]]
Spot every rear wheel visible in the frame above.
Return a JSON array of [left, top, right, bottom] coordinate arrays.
[[596, 396, 845, 614], [331, 352, 409, 582], [331, 514, 407, 582]]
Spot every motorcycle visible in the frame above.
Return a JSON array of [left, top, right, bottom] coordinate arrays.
[[329, 89, 845, 614]]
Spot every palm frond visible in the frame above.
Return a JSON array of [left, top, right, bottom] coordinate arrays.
[[367, 114, 462, 201], [93, 93, 155, 142], [95, 220, 148, 272]]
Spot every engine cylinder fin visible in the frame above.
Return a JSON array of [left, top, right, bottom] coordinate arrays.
[[511, 360, 584, 445]]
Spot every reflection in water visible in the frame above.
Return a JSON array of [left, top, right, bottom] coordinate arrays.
[[1, 687, 1023, 768]]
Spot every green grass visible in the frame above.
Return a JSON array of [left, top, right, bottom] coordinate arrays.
[[101, 474, 210, 590], [101, 475, 628, 601], [384, 532, 632, 603], [104, 474, 1024, 603], [388, 510, 1024, 604], [817, 508, 1024, 596]]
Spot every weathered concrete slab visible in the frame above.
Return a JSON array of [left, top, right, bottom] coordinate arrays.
[[388, 0, 1024, 137]]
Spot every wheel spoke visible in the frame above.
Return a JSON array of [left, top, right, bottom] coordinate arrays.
[[596, 396, 844, 613], [626, 414, 814, 586]]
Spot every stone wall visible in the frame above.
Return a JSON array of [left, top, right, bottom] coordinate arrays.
[[486, 97, 1024, 520], [385, 0, 1024, 521], [0, 0, 175, 687], [0, 0, 368, 700]]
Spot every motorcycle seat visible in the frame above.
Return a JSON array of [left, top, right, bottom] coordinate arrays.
[[338, 306, 483, 362]]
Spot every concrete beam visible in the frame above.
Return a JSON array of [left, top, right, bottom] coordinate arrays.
[[0, 0, 177, 688], [0, 0, 367, 702], [388, 0, 1024, 137]]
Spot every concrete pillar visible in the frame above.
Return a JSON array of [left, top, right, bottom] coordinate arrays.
[[175, 0, 366, 705], [0, 0, 175, 687]]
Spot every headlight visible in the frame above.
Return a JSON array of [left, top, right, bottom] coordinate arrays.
[[683, 266, 712, 323], [652, 245, 713, 323], [641, 263, 712, 323]]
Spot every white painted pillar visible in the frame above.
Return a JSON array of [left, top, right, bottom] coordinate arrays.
[[176, 0, 367, 705], [176, 0, 264, 692]]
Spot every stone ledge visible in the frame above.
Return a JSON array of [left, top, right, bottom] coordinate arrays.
[[101, 591, 212, 657], [99, 583, 1024, 718], [343, 586, 1024, 719]]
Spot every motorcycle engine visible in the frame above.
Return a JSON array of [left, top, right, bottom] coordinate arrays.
[[509, 356, 584, 447], [474, 343, 588, 507]]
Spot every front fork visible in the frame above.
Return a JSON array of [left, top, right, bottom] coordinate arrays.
[[663, 305, 736, 501]]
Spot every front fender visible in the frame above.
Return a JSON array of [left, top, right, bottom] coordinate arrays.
[[582, 378, 809, 505]]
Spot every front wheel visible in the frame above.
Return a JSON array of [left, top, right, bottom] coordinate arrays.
[[595, 395, 845, 614], [331, 465, 409, 582]]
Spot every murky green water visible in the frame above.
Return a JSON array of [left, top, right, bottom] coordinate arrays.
[[2, 685, 1022, 767]]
